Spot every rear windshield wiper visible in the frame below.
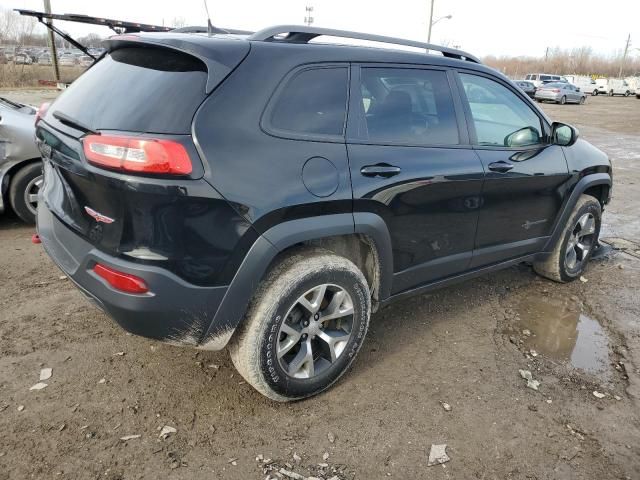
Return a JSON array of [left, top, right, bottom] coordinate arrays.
[[52, 111, 98, 135]]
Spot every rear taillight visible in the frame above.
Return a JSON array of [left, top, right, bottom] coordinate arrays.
[[82, 134, 192, 175], [35, 102, 50, 124], [552, 89, 560, 93], [93, 263, 149, 294]]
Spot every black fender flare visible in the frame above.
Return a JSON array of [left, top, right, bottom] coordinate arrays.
[[542, 173, 611, 252], [199, 212, 394, 348]]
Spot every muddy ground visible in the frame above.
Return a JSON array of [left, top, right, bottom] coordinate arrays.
[[0, 91, 639, 480]]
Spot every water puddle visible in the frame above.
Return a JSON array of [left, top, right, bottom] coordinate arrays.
[[513, 297, 610, 376]]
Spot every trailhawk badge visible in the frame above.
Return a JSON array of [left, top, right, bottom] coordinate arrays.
[[84, 206, 115, 224]]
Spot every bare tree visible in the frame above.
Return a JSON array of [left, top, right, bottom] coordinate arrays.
[[0, 7, 38, 45], [484, 46, 640, 78]]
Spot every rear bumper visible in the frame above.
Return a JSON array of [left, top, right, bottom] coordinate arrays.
[[534, 92, 560, 101], [37, 203, 229, 348]]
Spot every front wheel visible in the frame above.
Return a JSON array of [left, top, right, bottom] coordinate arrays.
[[559, 95, 567, 105], [592, 90, 598, 96], [533, 195, 601, 283], [579, 96, 586, 104], [229, 248, 371, 401], [608, 90, 614, 96], [624, 91, 630, 97]]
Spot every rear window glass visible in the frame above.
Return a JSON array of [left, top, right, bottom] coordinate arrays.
[[358, 67, 459, 145], [269, 67, 348, 137], [49, 47, 207, 134]]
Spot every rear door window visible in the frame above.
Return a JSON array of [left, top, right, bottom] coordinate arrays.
[[540, 75, 551, 81], [356, 67, 459, 145], [49, 47, 207, 134], [268, 67, 348, 138]]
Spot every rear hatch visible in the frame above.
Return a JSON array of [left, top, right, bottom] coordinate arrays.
[[37, 36, 249, 281]]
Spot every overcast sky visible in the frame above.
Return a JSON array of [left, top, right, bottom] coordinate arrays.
[[3, 0, 640, 57]]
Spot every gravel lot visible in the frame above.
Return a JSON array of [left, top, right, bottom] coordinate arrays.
[[1, 91, 639, 480]]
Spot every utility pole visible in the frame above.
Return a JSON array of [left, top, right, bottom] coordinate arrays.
[[43, 0, 60, 82], [618, 33, 631, 78], [544, 46, 549, 70], [304, 6, 314, 26], [427, 0, 435, 43]]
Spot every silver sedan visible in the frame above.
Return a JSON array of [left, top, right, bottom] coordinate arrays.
[[0, 98, 43, 223], [534, 82, 587, 105]]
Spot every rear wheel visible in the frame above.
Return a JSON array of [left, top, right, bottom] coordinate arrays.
[[9, 162, 43, 224], [624, 91, 630, 97], [533, 195, 601, 283], [229, 248, 371, 401], [608, 90, 614, 96]]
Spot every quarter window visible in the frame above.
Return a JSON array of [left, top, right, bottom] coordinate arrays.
[[270, 67, 348, 137], [357, 68, 459, 145], [460, 73, 543, 147]]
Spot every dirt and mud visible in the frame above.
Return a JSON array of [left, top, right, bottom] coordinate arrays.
[[0, 91, 639, 479]]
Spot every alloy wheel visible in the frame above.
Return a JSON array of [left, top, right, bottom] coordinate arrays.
[[24, 175, 43, 216], [565, 212, 596, 271], [277, 284, 354, 379]]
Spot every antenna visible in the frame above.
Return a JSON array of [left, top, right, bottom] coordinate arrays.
[[203, 0, 213, 37]]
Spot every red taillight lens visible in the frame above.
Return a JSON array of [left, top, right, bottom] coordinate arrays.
[[93, 263, 149, 294], [82, 135, 192, 175], [552, 89, 560, 93], [35, 102, 50, 124]]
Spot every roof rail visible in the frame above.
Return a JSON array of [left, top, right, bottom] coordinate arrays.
[[249, 25, 481, 64]]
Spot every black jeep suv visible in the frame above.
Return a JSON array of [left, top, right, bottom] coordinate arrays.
[[36, 26, 612, 401]]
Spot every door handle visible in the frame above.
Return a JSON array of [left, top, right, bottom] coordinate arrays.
[[360, 164, 401, 178], [488, 161, 514, 173]]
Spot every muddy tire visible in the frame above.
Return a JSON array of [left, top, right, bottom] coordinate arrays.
[[533, 195, 601, 283], [9, 162, 43, 224], [229, 248, 371, 401]]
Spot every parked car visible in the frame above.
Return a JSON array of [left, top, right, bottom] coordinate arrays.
[[36, 26, 612, 401], [514, 80, 536, 98], [13, 53, 33, 65], [0, 97, 43, 223], [535, 82, 586, 104], [524, 73, 568, 88], [565, 75, 598, 95], [596, 78, 632, 96], [59, 55, 77, 66], [37, 54, 52, 65], [78, 55, 94, 67]]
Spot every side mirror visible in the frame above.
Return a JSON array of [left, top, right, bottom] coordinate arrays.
[[551, 122, 579, 146], [576, 87, 581, 92], [504, 126, 541, 147]]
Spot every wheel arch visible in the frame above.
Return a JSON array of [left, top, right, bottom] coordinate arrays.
[[198, 212, 393, 349], [541, 173, 611, 254]]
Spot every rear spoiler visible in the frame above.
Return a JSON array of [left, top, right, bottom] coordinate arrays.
[[105, 33, 251, 94]]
